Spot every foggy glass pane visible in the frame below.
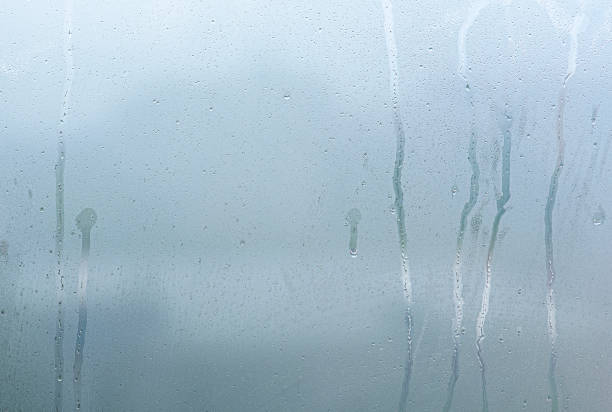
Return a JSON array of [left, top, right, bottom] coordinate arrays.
[[1, 1, 611, 411]]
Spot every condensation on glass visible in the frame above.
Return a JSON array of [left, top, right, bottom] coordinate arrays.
[[1, 0, 611, 411]]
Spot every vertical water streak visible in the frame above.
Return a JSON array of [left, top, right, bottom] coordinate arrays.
[[545, 90, 565, 412], [457, 0, 491, 83], [54, 143, 66, 412], [516, 108, 527, 150], [379, 1, 413, 410], [443, 132, 480, 412], [591, 7, 612, 50], [537, 0, 571, 31], [0, 241, 10, 407], [569, 106, 599, 227], [346, 208, 362, 257], [598, 133, 612, 178], [73, 209, 97, 411], [545, 10, 584, 410], [0, 240, 8, 264], [475, 115, 512, 412], [412, 308, 430, 360], [563, 12, 586, 87], [54, 2, 74, 411]]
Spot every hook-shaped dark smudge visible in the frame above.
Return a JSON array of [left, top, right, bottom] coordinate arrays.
[[346, 208, 362, 257]]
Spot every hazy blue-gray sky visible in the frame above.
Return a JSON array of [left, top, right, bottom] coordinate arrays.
[[1, 0, 611, 410]]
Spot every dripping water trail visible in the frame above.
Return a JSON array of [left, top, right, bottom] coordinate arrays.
[[392, 95, 413, 412], [569, 105, 600, 230], [55, 2, 74, 410], [475, 115, 512, 412], [73, 209, 97, 411], [545, 90, 566, 412], [443, 132, 480, 412], [457, 0, 491, 82], [54, 143, 66, 412], [544, 8, 584, 407], [379, 1, 413, 410], [346, 209, 362, 257], [598, 133, 612, 179]]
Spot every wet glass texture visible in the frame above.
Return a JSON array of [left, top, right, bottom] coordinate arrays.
[[1, 1, 611, 411]]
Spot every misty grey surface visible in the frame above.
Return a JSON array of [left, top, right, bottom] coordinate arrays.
[[1, 0, 612, 411]]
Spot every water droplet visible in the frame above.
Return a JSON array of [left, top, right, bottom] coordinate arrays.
[[283, 93, 291, 100], [451, 185, 458, 197], [593, 205, 606, 226], [239, 239, 246, 247]]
